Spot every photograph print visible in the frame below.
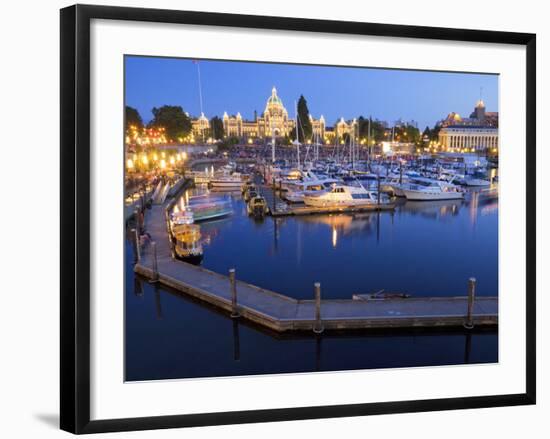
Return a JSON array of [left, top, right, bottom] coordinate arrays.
[[124, 56, 499, 382]]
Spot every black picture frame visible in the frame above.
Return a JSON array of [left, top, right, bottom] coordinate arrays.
[[60, 4, 536, 434]]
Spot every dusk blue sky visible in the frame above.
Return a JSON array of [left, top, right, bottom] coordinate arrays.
[[125, 56, 498, 130]]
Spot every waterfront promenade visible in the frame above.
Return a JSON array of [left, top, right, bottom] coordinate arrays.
[[133, 188, 498, 333]]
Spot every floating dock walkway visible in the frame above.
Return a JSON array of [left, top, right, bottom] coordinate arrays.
[[133, 187, 498, 333]]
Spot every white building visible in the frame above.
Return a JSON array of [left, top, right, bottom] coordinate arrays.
[[438, 100, 499, 152], [439, 125, 498, 151]]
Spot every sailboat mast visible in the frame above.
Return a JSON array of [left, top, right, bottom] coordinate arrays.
[[271, 119, 275, 163], [195, 61, 205, 144], [367, 117, 371, 166], [351, 119, 357, 170], [295, 100, 300, 169]]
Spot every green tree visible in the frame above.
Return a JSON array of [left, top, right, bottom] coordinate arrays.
[[148, 105, 192, 141], [125, 106, 143, 131], [210, 116, 224, 140], [218, 136, 240, 151], [430, 123, 441, 141], [358, 116, 386, 143], [291, 95, 313, 143], [422, 126, 432, 140], [393, 123, 421, 144]]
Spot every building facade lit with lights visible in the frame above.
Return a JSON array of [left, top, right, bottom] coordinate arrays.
[[186, 87, 380, 144], [438, 100, 499, 152], [220, 87, 328, 140]]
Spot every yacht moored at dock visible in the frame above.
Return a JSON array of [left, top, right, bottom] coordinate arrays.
[[401, 178, 464, 201], [209, 172, 245, 189], [303, 184, 389, 207]]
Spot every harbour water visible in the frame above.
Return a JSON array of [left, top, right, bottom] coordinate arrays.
[[125, 183, 498, 381]]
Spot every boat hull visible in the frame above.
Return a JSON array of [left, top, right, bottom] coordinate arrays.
[[174, 251, 203, 265], [389, 185, 406, 197], [209, 181, 243, 189], [284, 192, 305, 203], [463, 179, 491, 187], [402, 189, 464, 201], [303, 197, 378, 208], [193, 209, 233, 222]]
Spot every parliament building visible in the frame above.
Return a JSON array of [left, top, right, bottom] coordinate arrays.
[[192, 87, 331, 142], [222, 87, 327, 141]]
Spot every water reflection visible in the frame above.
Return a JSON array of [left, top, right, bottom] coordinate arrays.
[[233, 320, 241, 361], [133, 276, 144, 298], [464, 332, 472, 364], [154, 287, 163, 320], [173, 184, 498, 301], [397, 198, 463, 220], [125, 279, 497, 381], [315, 335, 322, 372]]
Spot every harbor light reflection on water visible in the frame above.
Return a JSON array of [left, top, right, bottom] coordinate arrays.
[[125, 186, 498, 381]]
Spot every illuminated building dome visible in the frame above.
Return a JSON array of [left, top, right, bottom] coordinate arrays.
[[264, 86, 288, 119], [446, 112, 462, 123], [476, 99, 485, 108]]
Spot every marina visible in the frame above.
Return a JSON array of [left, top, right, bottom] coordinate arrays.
[[132, 172, 497, 332], [124, 57, 499, 380], [126, 171, 499, 380]]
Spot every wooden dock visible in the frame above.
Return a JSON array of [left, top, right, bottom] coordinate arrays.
[[133, 193, 498, 333], [271, 202, 395, 217]]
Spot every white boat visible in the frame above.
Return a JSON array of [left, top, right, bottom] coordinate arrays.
[[284, 178, 340, 203], [209, 172, 243, 189], [401, 178, 464, 201], [181, 195, 234, 221], [462, 172, 491, 187], [463, 177, 491, 187], [380, 174, 409, 195], [303, 184, 387, 207], [386, 171, 426, 197]]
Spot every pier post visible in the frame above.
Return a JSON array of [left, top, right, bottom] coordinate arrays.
[[313, 282, 324, 334], [133, 227, 141, 263], [464, 277, 476, 329], [377, 173, 381, 206], [229, 268, 240, 318], [150, 241, 159, 283], [134, 208, 141, 233]]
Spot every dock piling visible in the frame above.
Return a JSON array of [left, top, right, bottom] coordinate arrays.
[[229, 268, 240, 318], [150, 241, 159, 283], [377, 173, 381, 206], [133, 227, 141, 263], [134, 208, 141, 232], [313, 282, 324, 334], [464, 277, 476, 329]]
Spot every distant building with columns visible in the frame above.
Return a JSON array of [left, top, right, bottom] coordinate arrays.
[[438, 100, 499, 152]]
